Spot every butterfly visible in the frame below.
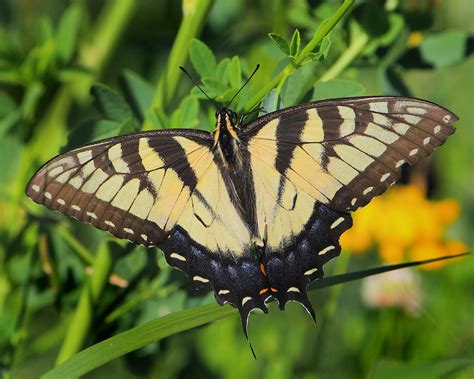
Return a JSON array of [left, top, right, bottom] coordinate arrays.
[[26, 93, 457, 340]]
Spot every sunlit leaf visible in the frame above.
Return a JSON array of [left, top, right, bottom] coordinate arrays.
[[312, 79, 365, 101], [56, 3, 82, 64], [289, 29, 301, 57], [189, 39, 217, 78], [420, 31, 468, 68], [91, 83, 134, 123], [269, 33, 290, 56]]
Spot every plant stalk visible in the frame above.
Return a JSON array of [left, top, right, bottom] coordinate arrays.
[[142, 0, 215, 131], [56, 241, 112, 365]]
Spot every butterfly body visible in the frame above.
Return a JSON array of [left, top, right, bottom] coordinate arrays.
[[26, 96, 457, 336]]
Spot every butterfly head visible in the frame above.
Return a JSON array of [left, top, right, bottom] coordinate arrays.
[[213, 107, 239, 146]]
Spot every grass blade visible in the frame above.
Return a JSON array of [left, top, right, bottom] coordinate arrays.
[[42, 252, 469, 378]]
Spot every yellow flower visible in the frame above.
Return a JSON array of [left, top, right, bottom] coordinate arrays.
[[408, 31, 423, 47], [341, 185, 466, 270]]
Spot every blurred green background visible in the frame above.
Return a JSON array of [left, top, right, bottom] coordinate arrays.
[[0, 0, 473, 378]]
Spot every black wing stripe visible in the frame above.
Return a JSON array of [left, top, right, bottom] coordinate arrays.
[[274, 111, 308, 175]]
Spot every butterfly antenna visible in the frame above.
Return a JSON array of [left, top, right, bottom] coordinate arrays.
[[179, 66, 220, 109], [226, 64, 260, 109]]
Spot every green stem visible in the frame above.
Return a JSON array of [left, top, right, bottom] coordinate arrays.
[[56, 241, 112, 365], [142, 0, 215, 131], [57, 226, 95, 265], [75, 0, 137, 102], [322, 250, 352, 320], [244, 0, 355, 112], [319, 27, 368, 82]]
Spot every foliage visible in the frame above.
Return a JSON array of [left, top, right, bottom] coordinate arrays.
[[0, 0, 473, 378]]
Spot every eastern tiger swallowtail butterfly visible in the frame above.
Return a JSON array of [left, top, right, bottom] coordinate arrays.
[[26, 94, 457, 340]]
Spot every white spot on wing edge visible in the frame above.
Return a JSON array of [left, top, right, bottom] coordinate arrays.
[[396, 159, 405, 168], [423, 137, 431, 145], [241, 296, 252, 306], [434, 125, 441, 134], [363, 186, 374, 195], [330, 217, 345, 229], [57, 198, 65, 205], [193, 275, 209, 283], [218, 289, 230, 295], [351, 198, 357, 206], [141, 234, 148, 241], [409, 148, 419, 156], [319, 245, 336, 255], [71, 205, 81, 211], [123, 227, 134, 234], [170, 253, 186, 261], [380, 173, 391, 182], [32, 184, 40, 193], [304, 268, 318, 276], [87, 212, 98, 219], [287, 287, 300, 293], [105, 220, 115, 227], [44, 192, 52, 199]]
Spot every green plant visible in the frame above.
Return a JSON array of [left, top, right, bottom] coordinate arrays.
[[1, 1, 472, 378]]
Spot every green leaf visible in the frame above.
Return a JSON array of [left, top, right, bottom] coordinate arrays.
[[420, 30, 468, 68], [261, 89, 281, 114], [178, 96, 199, 129], [228, 56, 241, 89], [65, 119, 123, 150], [21, 81, 45, 121], [42, 304, 237, 379], [0, 135, 21, 186], [280, 64, 316, 108], [0, 90, 17, 118], [171, 96, 199, 129], [189, 39, 217, 78], [91, 83, 133, 122], [120, 69, 155, 122], [311, 79, 365, 101], [370, 358, 474, 379], [56, 3, 82, 64], [319, 35, 332, 59], [268, 33, 290, 56], [200, 78, 228, 98], [216, 58, 230, 83], [289, 29, 301, 57], [43, 253, 468, 379], [309, 253, 468, 291]]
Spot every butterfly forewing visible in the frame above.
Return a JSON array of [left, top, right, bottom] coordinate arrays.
[[26, 130, 215, 247], [243, 96, 457, 214]]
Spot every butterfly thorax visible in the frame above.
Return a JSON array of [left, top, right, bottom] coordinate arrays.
[[213, 108, 243, 169]]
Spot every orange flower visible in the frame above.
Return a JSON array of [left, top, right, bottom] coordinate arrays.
[[341, 185, 466, 270]]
